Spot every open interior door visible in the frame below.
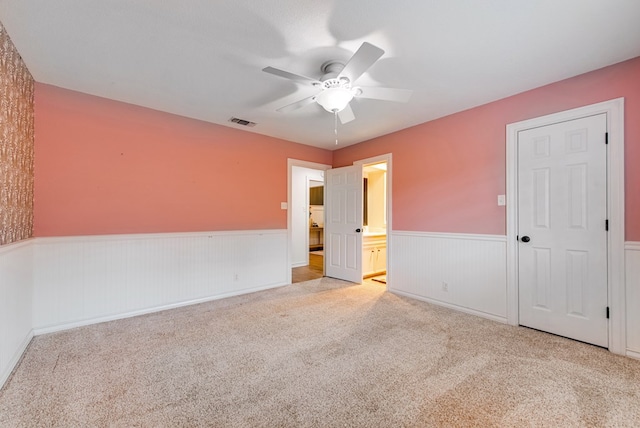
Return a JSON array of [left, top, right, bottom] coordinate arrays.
[[325, 165, 363, 283]]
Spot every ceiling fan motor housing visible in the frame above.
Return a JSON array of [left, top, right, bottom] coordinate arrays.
[[320, 60, 346, 81]]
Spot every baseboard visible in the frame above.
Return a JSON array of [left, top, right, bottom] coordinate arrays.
[[626, 350, 640, 360], [390, 289, 508, 324], [0, 330, 34, 390], [34, 281, 289, 335]]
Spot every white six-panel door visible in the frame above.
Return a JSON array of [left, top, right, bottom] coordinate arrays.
[[325, 165, 363, 283], [517, 113, 608, 347]]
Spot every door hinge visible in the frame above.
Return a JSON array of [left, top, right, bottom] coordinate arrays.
[[605, 132, 609, 144], [606, 219, 609, 231], [606, 306, 610, 319]]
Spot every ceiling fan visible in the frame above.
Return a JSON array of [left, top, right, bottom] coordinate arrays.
[[262, 42, 412, 124]]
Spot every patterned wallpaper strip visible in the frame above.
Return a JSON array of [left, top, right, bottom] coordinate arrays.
[[0, 20, 35, 245]]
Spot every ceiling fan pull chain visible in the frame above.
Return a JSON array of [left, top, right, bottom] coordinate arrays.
[[334, 110, 339, 145]]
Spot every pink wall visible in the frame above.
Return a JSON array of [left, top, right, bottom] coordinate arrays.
[[333, 56, 640, 240], [34, 57, 640, 239], [34, 84, 332, 236]]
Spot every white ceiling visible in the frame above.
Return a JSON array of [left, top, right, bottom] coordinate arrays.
[[1, 1, 639, 150]]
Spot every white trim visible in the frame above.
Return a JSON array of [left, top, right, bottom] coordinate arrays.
[[354, 153, 392, 288], [0, 237, 34, 254], [391, 289, 508, 324], [35, 228, 286, 244], [627, 350, 640, 360], [393, 231, 507, 242], [287, 159, 331, 282], [506, 98, 625, 354], [625, 241, 640, 251]]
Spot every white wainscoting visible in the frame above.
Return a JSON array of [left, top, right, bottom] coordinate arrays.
[[626, 241, 640, 357], [3, 232, 638, 390], [0, 239, 34, 388], [32, 230, 289, 334], [390, 231, 507, 322]]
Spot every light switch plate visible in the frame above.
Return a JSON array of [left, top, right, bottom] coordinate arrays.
[[280, 202, 288, 210], [497, 195, 506, 206]]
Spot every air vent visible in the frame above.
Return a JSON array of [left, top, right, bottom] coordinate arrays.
[[229, 117, 256, 127]]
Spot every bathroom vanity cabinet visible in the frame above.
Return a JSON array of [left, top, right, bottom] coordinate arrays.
[[363, 233, 386, 277]]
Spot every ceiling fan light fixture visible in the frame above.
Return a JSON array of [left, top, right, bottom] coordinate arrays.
[[263, 42, 410, 126], [316, 87, 354, 113]]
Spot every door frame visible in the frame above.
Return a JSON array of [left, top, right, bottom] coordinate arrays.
[[287, 159, 331, 284], [307, 177, 325, 262], [354, 153, 392, 287], [505, 98, 625, 354]]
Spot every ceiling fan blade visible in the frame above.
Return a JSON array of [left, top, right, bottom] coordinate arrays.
[[262, 66, 321, 86], [276, 94, 317, 113], [355, 86, 413, 103], [338, 42, 384, 84], [338, 104, 355, 124]]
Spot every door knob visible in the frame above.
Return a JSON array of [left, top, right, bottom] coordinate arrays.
[[521, 236, 531, 243], [355, 228, 362, 233]]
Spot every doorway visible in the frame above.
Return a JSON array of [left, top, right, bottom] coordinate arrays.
[[288, 160, 330, 284], [292, 178, 325, 283], [324, 154, 391, 285], [362, 161, 388, 285], [288, 155, 392, 286], [506, 98, 625, 353]]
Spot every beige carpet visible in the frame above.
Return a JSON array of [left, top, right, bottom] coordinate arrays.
[[1, 277, 640, 427]]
